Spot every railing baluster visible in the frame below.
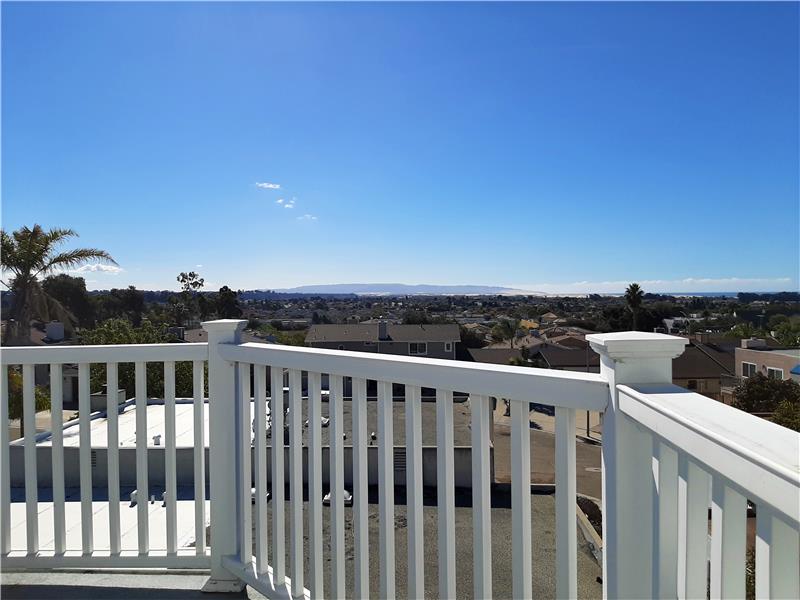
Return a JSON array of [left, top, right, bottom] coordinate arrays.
[[677, 455, 709, 599], [755, 505, 771, 599], [164, 361, 178, 555], [253, 364, 269, 573], [511, 398, 532, 600], [710, 478, 746, 599], [555, 406, 577, 600], [352, 376, 369, 599], [436, 388, 456, 600], [78, 363, 93, 554], [655, 441, 678, 598], [378, 380, 396, 599], [331, 374, 346, 598], [270, 366, 286, 584], [135, 361, 149, 554], [772, 515, 800, 598], [1, 366, 10, 555], [23, 364, 38, 554], [192, 360, 206, 555], [308, 371, 323, 598], [106, 363, 120, 555], [471, 394, 493, 599], [406, 384, 424, 599], [289, 368, 304, 597], [238, 363, 252, 562], [50, 364, 66, 554], [756, 505, 800, 599]]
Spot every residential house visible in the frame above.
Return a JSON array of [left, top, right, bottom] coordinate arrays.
[[545, 334, 589, 350], [735, 339, 800, 382], [672, 342, 735, 401], [305, 322, 460, 359]]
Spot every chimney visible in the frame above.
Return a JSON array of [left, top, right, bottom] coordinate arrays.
[[741, 338, 767, 349], [378, 321, 389, 340]]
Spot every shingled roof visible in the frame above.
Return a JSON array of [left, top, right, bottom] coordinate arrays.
[[305, 323, 461, 343]]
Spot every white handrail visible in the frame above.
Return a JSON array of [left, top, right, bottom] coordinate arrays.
[[221, 342, 609, 409], [618, 383, 800, 525], [0, 343, 208, 365]]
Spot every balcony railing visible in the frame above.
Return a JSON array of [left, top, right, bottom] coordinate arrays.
[[1, 321, 798, 599]]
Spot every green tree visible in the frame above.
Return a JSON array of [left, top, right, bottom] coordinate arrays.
[[491, 318, 520, 347], [168, 295, 190, 327], [1, 225, 116, 345], [41, 274, 95, 329], [459, 325, 488, 349], [197, 294, 213, 320], [216, 286, 242, 318], [6, 369, 50, 437], [732, 374, 800, 431], [727, 321, 760, 339], [624, 283, 644, 331], [402, 309, 431, 325], [773, 317, 800, 347], [509, 346, 532, 366], [81, 318, 198, 398], [167, 271, 205, 326], [177, 271, 205, 294]]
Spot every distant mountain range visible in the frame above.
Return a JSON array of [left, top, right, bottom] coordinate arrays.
[[272, 283, 541, 296]]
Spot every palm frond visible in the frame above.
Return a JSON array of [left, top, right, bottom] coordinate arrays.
[[39, 248, 118, 275]]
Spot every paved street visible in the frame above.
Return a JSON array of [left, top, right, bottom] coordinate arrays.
[[491, 401, 603, 500]]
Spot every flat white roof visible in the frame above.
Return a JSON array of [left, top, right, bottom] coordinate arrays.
[[9, 498, 208, 554], [25, 400, 211, 449], [21, 393, 475, 449]]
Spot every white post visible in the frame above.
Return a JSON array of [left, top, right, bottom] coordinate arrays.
[[587, 332, 687, 600], [202, 319, 247, 593]]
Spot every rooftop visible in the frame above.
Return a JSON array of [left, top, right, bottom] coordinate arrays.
[[305, 323, 461, 343]]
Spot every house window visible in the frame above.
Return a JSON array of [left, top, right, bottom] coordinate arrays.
[[444, 342, 452, 352], [409, 342, 428, 355], [687, 380, 698, 390], [742, 362, 757, 378], [767, 367, 784, 380]]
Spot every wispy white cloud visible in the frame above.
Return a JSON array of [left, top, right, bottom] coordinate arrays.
[[508, 277, 795, 295], [297, 214, 318, 221], [73, 264, 124, 274], [276, 198, 284, 204], [284, 198, 296, 209], [255, 182, 280, 189], [195, 264, 203, 268]]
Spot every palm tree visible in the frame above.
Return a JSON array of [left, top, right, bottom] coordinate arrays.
[[1, 225, 117, 345], [491, 318, 520, 347], [624, 282, 644, 331]]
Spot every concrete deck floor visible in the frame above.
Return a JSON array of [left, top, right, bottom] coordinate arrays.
[[1, 492, 602, 599]]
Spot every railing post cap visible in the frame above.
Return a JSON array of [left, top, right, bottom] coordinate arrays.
[[586, 331, 688, 361], [201, 319, 247, 333]]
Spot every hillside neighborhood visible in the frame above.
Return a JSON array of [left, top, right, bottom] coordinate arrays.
[[3, 273, 799, 425], [2, 1, 798, 598]]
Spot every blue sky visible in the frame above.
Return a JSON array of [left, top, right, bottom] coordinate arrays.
[[3, 2, 798, 293]]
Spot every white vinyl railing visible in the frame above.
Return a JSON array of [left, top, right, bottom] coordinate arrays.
[[213, 329, 609, 599], [588, 332, 800, 600], [618, 384, 800, 599], [2, 322, 798, 600], [1, 342, 209, 568]]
